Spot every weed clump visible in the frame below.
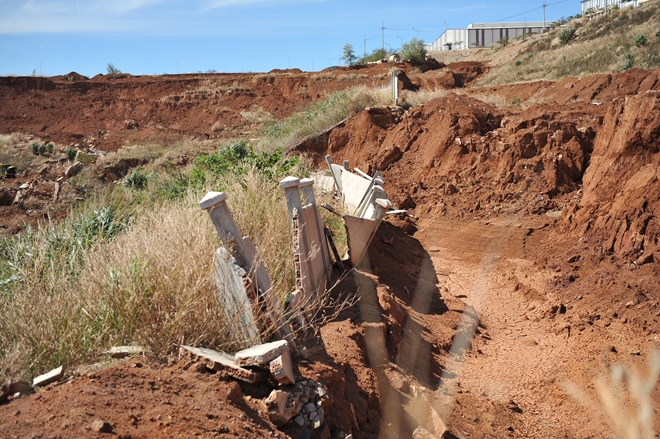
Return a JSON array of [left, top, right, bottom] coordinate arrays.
[[124, 168, 149, 190], [558, 28, 576, 45], [623, 53, 635, 71], [634, 33, 648, 46]]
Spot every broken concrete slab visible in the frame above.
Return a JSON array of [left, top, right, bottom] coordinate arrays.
[[1, 380, 34, 404], [103, 346, 144, 358], [32, 366, 64, 387], [269, 350, 295, 385], [235, 340, 289, 367], [180, 346, 268, 384]]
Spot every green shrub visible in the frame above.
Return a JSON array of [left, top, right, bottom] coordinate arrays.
[[497, 37, 510, 47], [634, 34, 647, 47], [623, 53, 634, 71], [30, 142, 40, 155], [124, 168, 148, 190], [38, 144, 47, 155], [46, 143, 54, 153], [514, 60, 522, 67], [400, 38, 427, 63], [558, 28, 576, 45], [64, 147, 78, 161]]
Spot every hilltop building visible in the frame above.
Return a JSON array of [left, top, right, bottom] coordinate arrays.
[[425, 22, 546, 51], [581, 0, 648, 14]]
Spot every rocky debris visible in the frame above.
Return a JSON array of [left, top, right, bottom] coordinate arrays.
[[0, 380, 34, 404], [91, 419, 113, 433], [264, 380, 329, 429], [270, 352, 295, 385], [103, 346, 145, 358], [180, 346, 269, 384], [235, 340, 289, 367], [32, 366, 63, 387]]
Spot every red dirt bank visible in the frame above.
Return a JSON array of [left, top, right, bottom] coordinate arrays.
[[2, 64, 660, 439]]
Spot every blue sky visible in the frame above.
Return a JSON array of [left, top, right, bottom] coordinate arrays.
[[0, 0, 578, 76]]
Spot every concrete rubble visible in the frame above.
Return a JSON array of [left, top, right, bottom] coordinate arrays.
[[189, 155, 391, 434], [264, 379, 329, 429], [32, 366, 64, 387], [103, 346, 144, 358]]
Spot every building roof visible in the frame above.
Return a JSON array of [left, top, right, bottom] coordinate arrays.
[[467, 22, 546, 29]]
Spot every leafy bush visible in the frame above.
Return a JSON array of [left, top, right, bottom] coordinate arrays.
[[558, 28, 576, 45], [400, 38, 427, 64], [497, 37, 510, 47], [46, 143, 54, 153], [360, 48, 391, 64], [634, 34, 647, 47], [64, 147, 78, 161], [124, 168, 148, 189], [191, 141, 302, 187], [514, 60, 522, 67], [623, 53, 634, 71], [29, 142, 40, 155]]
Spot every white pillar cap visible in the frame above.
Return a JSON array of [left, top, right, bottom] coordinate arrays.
[[199, 191, 227, 210], [279, 176, 301, 189], [299, 178, 314, 187]]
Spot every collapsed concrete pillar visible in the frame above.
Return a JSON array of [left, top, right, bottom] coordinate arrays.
[[200, 191, 296, 352]]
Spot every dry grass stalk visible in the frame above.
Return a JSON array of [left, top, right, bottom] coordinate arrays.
[[564, 351, 660, 439]]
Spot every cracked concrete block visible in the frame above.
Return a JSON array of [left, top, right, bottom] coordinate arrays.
[[32, 366, 63, 387], [235, 340, 288, 367], [180, 346, 268, 384], [103, 346, 144, 358], [269, 351, 295, 385]]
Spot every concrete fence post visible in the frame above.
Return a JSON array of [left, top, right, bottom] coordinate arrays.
[[300, 178, 332, 278]]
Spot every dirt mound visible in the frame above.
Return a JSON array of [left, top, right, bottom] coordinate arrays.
[[0, 63, 487, 152], [567, 91, 660, 260]]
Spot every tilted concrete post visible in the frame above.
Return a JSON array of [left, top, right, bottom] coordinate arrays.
[[200, 191, 296, 352], [280, 177, 317, 300], [299, 178, 331, 278]]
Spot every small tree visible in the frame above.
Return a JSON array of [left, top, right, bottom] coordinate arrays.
[[400, 38, 427, 64], [106, 63, 122, 74], [634, 34, 647, 47], [342, 44, 357, 66]]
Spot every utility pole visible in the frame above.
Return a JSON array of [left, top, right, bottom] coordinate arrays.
[[605, 0, 608, 15], [382, 21, 385, 52], [542, 1, 546, 30]]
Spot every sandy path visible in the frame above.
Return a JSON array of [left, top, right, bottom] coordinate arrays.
[[415, 217, 611, 438]]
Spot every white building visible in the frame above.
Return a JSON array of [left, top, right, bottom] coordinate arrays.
[[425, 22, 546, 51], [581, 0, 648, 14]]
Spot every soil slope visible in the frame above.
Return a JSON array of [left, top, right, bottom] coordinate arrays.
[[2, 65, 660, 439]]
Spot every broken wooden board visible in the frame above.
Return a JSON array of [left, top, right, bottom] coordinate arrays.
[[180, 346, 268, 384]]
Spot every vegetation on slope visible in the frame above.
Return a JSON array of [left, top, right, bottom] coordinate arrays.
[[476, 1, 660, 86]]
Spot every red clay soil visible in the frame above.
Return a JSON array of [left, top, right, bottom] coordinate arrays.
[[2, 65, 660, 439], [0, 61, 460, 152]]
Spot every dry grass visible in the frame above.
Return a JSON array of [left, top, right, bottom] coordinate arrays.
[[476, 1, 660, 87], [0, 158, 299, 382], [565, 351, 660, 439], [398, 89, 450, 108], [262, 85, 392, 151]]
